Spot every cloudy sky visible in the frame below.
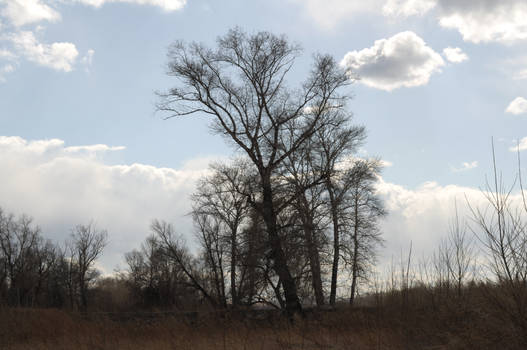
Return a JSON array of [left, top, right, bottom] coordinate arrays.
[[1, 0, 527, 273]]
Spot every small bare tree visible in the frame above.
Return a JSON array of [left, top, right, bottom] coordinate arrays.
[[468, 144, 527, 343], [341, 158, 386, 306], [446, 202, 475, 297], [70, 223, 107, 310], [0, 210, 42, 306], [191, 160, 252, 307], [152, 219, 221, 307]]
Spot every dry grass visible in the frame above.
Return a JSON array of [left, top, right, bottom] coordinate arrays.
[[1, 286, 524, 350], [0, 307, 404, 350]]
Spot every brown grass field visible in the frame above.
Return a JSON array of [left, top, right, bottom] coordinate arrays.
[[1, 286, 523, 350], [0, 307, 406, 350]]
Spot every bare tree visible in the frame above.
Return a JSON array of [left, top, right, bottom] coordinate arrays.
[[125, 234, 197, 309], [152, 219, 221, 307], [468, 143, 527, 343], [159, 28, 355, 315], [340, 158, 386, 306], [0, 210, 42, 306], [281, 136, 328, 306], [191, 160, 252, 307], [445, 202, 474, 297], [314, 118, 366, 306], [69, 223, 107, 310]]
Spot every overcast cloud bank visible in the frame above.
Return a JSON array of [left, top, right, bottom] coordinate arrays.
[[0, 136, 211, 273], [0, 135, 507, 274]]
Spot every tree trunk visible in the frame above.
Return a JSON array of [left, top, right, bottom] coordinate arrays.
[[299, 199, 324, 306], [327, 184, 340, 306], [260, 175, 302, 316], [350, 193, 360, 306], [230, 227, 237, 307]]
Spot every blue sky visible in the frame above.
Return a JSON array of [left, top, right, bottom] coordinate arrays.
[[1, 0, 527, 272]]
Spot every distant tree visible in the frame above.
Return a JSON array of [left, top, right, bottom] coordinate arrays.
[[125, 234, 196, 309], [0, 210, 42, 306], [433, 202, 474, 298], [159, 28, 355, 315], [0, 208, 65, 308], [152, 219, 222, 307], [69, 223, 107, 310]]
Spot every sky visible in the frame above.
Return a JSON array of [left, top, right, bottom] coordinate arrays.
[[1, 0, 527, 273]]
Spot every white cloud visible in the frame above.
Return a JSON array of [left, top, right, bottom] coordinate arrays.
[[506, 97, 527, 115], [381, 160, 393, 167], [74, 0, 186, 12], [287, 0, 384, 29], [0, 48, 16, 59], [290, 0, 527, 43], [341, 31, 444, 91], [81, 48, 94, 65], [0, 63, 15, 81], [1, 0, 60, 27], [442, 47, 468, 63], [451, 160, 478, 172], [383, 0, 436, 17], [0, 136, 215, 271], [514, 69, 527, 80], [64, 144, 125, 153], [9, 31, 78, 71], [437, 0, 527, 44], [0, 0, 185, 28], [383, 0, 527, 44], [510, 137, 527, 152], [0, 0, 186, 81], [374, 178, 517, 266]]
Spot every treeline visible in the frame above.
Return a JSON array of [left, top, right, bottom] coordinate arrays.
[[0, 212, 106, 310]]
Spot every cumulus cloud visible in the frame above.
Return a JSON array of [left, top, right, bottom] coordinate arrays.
[[442, 47, 468, 63], [1, 0, 60, 27], [340, 31, 444, 91], [385, 0, 527, 44], [506, 97, 527, 115], [74, 0, 187, 12], [383, 0, 436, 17], [0, 0, 186, 27], [287, 0, 384, 29], [451, 160, 478, 172], [0, 136, 216, 273], [437, 0, 527, 44], [0, 0, 186, 81], [9, 31, 78, 71]]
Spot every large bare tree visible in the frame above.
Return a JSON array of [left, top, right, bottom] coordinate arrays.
[[159, 28, 353, 315]]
